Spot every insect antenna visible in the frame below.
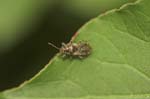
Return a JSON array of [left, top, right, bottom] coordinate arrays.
[[48, 42, 60, 50]]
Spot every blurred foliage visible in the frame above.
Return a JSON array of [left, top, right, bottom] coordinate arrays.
[[62, 0, 136, 18], [0, 0, 56, 53], [0, 0, 136, 91]]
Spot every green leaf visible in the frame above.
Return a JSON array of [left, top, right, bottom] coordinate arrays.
[[1, 0, 150, 99]]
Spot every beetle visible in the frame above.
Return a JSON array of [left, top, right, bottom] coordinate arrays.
[[48, 41, 91, 58]]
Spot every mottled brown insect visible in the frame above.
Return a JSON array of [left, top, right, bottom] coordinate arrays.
[[48, 41, 91, 58]]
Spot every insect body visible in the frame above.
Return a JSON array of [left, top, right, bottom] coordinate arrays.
[[48, 41, 91, 58]]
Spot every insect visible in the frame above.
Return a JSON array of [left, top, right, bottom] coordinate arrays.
[[48, 41, 92, 58]]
